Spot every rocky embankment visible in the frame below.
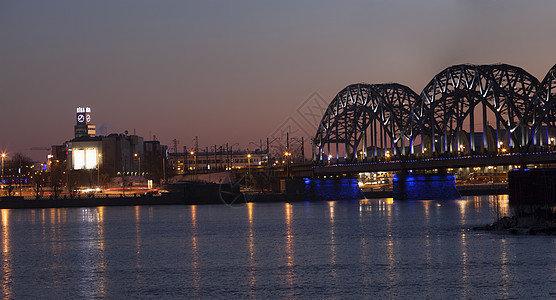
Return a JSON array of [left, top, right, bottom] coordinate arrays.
[[474, 215, 556, 235]]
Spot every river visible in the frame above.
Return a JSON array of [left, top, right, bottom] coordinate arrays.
[[0, 195, 554, 299]]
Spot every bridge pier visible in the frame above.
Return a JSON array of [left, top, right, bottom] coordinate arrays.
[[509, 168, 556, 206], [392, 173, 460, 200]]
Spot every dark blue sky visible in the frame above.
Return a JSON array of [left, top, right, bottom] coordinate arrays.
[[2, 1, 555, 161]]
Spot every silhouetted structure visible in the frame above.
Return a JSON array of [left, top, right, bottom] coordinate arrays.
[[314, 63, 556, 162]]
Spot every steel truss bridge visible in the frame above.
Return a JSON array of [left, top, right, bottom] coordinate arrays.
[[312, 63, 556, 170]]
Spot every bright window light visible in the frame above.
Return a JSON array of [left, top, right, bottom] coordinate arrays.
[[73, 149, 85, 170], [85, 148, 98, 169]]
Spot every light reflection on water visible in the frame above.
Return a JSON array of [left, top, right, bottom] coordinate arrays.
[[284, 203, 295, 297], [0, 195, 554, 299], [500, 237, 511, 298], [386, 198, 396, 292], [328, 201, 337, 291], [134, 206, 143, 293], [190, 205, 200, 298], [247, 202, 256, 295], [1, 210, 11, 299], [78, 207, 106, 299]]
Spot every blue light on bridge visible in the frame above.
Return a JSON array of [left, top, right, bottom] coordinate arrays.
[[393, 173, 460, 200]]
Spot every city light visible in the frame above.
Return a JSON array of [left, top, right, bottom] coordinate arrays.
[[72, 148, 99, 170], [73, 149, 85, 170], [1, 153, 6, 189], [134, 153, 141, 175], [85, 149, 97, 169], [98, 154, 102, 187]]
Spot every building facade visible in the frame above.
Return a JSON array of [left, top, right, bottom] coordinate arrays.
[[66, 134, 145, 177], [168, 150, 268, 175], [74, 107, 96, 138]]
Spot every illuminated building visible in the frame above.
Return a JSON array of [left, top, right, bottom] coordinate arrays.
[[74, 107, 96, 138], [68, 134, 144, 176], [68, 137, 102, 170], [41, 106, 170, 188]]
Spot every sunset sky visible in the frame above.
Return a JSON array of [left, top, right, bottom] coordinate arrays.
[[2, 1, 556, 161]]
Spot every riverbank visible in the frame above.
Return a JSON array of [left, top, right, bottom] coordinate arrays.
[[0, 183, 510, 209], [474, 214, 556, 235]]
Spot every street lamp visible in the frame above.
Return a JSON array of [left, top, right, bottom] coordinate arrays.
[[191, 151, 197, 176], [134, 153, 141, 176], [1, 153, 6, 188], [97, 154, 102, 187], [247, 153, 251, 174], [284, 151, 291, 178]]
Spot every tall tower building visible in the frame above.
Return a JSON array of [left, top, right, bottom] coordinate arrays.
[[74, 107, 96, 138]]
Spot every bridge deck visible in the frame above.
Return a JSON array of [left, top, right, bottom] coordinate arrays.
[[292, 152, 556, 177]]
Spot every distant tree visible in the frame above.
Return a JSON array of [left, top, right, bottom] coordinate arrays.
[[5, 153, 33, 179], [121, 175, 128, 196], [5, 153, 33, 196], [99, 172, 110, 188], [32, 170, 46, 199], [5, 180, 14, 197], [49, 160, 65, 198], [67, 170, 79, 197]]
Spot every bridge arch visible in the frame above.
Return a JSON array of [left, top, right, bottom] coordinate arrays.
[[529, 64, 556, 148], [313, 63, 553, 163], [313, 83, 419, 162], [412, 64, 540, 156]]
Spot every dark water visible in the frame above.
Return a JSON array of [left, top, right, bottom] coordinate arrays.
[[0, 196, 555, 299]]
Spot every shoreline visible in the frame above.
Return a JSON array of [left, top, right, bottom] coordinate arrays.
[[0, 183, 510, 209], [0, 195, 184, 209], [473, 215, 556, 235]]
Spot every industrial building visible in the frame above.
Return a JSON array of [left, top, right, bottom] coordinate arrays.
[[49, 107, 165, 181], [168, 150, 268, 175]]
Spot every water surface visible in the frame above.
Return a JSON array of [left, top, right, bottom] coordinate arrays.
[[0, 196, 554, 299]]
